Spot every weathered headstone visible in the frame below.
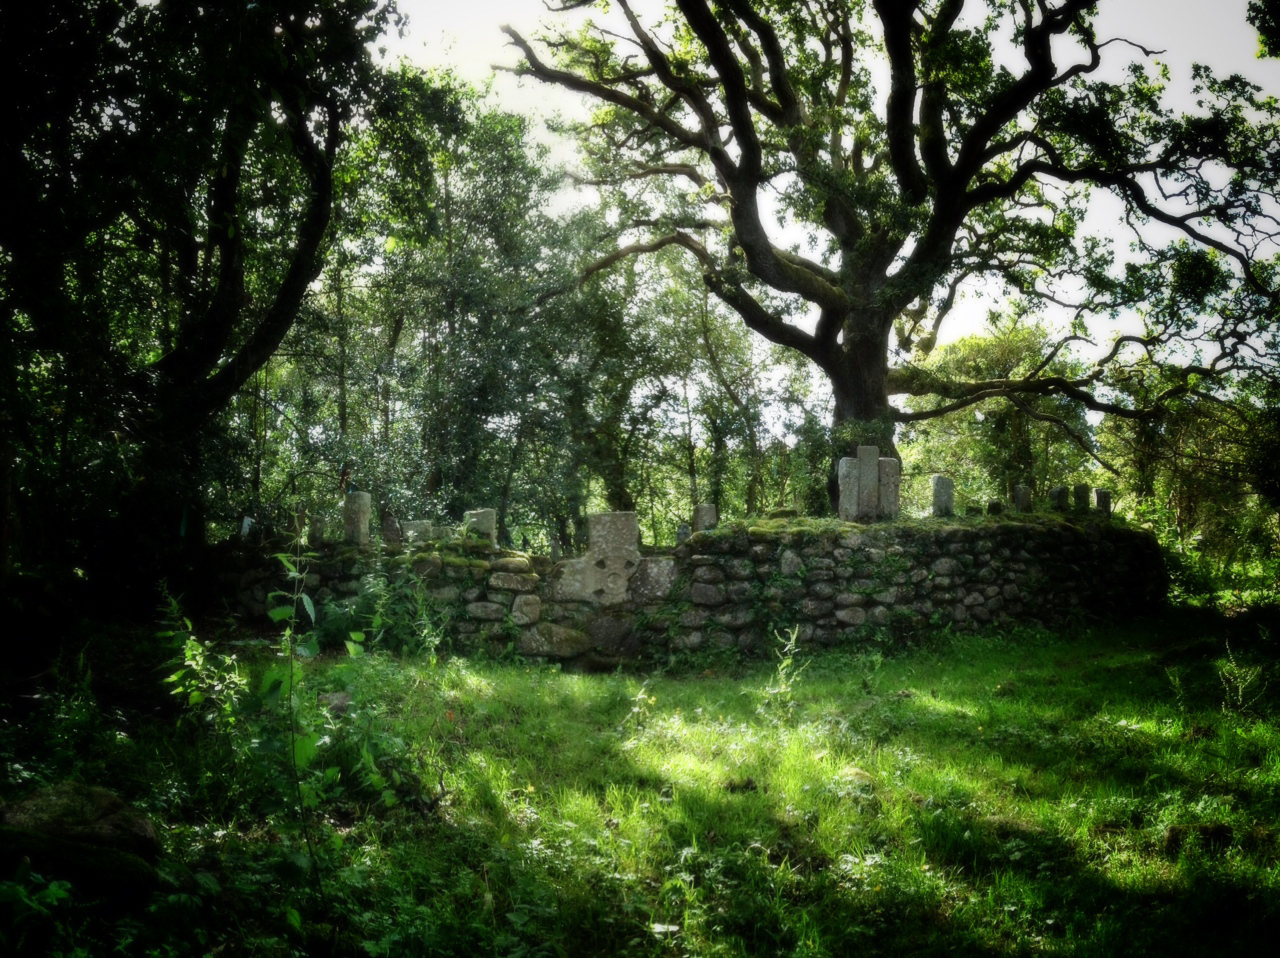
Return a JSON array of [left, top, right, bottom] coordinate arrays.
[[1049, 485, 1069, 512], [464, 508, 497, 546], [675, 522, 692, 545], [549, 538, 562, 563], [308, 516, 326, 546], [692, 503, 718, 532], [344, 492, 372, 546], [1095, 488, 1112, 518], [401, 520, 433, 543], [553, 512, 641, 606], [1073, 483, 1090, 512], [837, 457, 858, 521], [931, 475, 955, 518], [381, 515, 402, 545], [856, 446, 880, 522], [1013, 484, 1032, 513], [240, 516, 255, 538], [987, 500, 1004, 515], [878, 457, 901, 519]]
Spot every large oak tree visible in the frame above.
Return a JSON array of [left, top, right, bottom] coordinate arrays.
[[506, 0, 1280, 455]]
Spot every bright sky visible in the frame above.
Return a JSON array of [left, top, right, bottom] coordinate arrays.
[[382, 1, 1280, 351]]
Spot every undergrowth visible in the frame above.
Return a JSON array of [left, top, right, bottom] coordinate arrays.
[[3, 610, 1280, 956]]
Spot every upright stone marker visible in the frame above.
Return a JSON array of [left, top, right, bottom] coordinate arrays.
[[837, 457, 859, 521], [554, 512, 641, 607], [401, 520, 432, 543], [692, 503, 718, 532], [464, 508, 497, 546], [1049, 485, 1069, 512], [856, 445, 880, 522], [344, 491, 372, 546], [1095, 488, 1112, 518], [987, 500, 1004, 515], [308, 516, 326, 546], [675, 522, 691, 545], [1073, 483, 1090, 512], [1013, 484, 1032, 513], [932, 476, 955, 518], [381, 515, 402, 545], [878, 457, 901, 520]]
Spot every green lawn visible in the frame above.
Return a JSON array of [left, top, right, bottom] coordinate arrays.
[[5, 612, 1280, 956]]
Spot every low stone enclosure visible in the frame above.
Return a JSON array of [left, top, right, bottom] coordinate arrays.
[[231, 450, 1167, 668]]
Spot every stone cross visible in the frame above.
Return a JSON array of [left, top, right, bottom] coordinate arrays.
[[554, 512, 641, 607], [931, 476, 955, 518], [343, 491, 371, 546], [692, 503, 718, 532]]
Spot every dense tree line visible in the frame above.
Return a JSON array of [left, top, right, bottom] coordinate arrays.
[[3, 0, 1279, 627]]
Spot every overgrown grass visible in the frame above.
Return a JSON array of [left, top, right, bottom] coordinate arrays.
[[5, 612, 1280, 955]]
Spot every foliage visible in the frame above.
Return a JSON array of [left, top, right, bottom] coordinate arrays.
[[0, 0, 405, 601], [508, 0, 1280, 461], [10, 612, 1280, 954]]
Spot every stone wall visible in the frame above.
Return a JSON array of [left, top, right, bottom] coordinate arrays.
[[230, 509, 1167, 668]]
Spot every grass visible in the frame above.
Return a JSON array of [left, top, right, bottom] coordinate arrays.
[[5, 611, 1280, 955]]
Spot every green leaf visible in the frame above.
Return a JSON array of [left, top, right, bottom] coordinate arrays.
[[300, 593, 315, 624], [267, 604, 293, 623], [293, 732, 320, 770], [285, 906, 302, 932], [344, 640, 365, 658], [297, 637, 320, 659], [349, 631, 365, 643]]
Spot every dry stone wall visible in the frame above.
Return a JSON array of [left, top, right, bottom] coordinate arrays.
[[230, 509, 1166, 668]]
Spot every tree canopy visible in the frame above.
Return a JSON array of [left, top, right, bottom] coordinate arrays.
[[0, 0, 400, 586], [505, 0, 1280, 455]]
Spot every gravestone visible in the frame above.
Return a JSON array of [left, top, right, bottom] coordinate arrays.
[[464, 508, 497, 546], [1073, 483, 1090, 512], [856, 446, 880, 521], [837, 457, 858, 521], [1049, 486, 1069, 512], [987, 500, 1004, 515], [878, 457, 901, 519], [931, 476, 955, 518], [1095, 488, 1112, 518], [1013, 484, 1032, 513], [693, 503, 718, 532], [308, 516, 326, 546], [343, 492, 371, 546], [381, 515, 402, 545], [553, 512, 641, 607], [401, 520, 433, 543], [675, 522, 692, 545]]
